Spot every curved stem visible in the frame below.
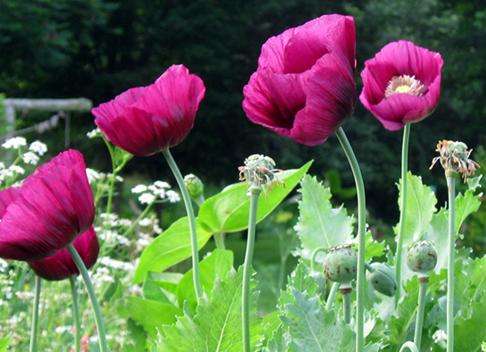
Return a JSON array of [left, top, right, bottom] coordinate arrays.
[[325, 282, 339, 310], [336, 127, 366, 352], [399, 341, 419, 352], [310, 247, 327, 273], [342, 288, 352, 324], [414, 277, 428, 350], [69, 276, 81, 352], [122, 202, 154, 237], [395, 123, 411, 305], [242, 187, 261, 352], [68, 245, 109, 352], [29, 276, 41, 352], [446, 175, 456, 352], [162, 149, 203, 302], [214, 233, 226, 249]]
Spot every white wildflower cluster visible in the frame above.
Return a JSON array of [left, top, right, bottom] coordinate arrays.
[[86, 128, 102, 139], [131, 180, 180, 205], [92, 267, 115, 289], [2, 136, 27, 149], [99, 257, 135, 272], [96, 213, 131, 247], [86, 168, 107, 184], [432, 329, 447, 346]]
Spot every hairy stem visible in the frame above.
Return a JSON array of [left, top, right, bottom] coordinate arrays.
[[214, 233, 226, 249], [395, 123, 411, 305], [414, 277, 428, 350], [242, 187, 261, 352], [29, 276, 41, 352], [336, 127, 366, 352], [69, 276, 81, 352], [68, 245, 109, 352], [446, 175, 456, 352], [162, 149, 203, 302], [342, 288, 352, 324], [326, 282, 339, 311]]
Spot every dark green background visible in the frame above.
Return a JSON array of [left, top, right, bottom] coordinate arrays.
[[0, 0, 484, 223]]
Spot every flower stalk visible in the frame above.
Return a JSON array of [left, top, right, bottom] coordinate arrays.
[[69, 276, 81, 352], [162, 149, 203, 302], [335, 127, 366, 352], [395, 123, 411, 305], [446, 175, 455, 352], [414, 277, 428, 350], [341, 286, 352, 324], [29, 276, 41, 352], [326, 282, 340, 310], [68, 245, 108, 352]]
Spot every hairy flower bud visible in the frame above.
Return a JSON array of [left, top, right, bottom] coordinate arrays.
[[430, 140, 479, 180], [184, 174, 204, 200], [407, 240, 438, 275], [323, 245, 357, 284], [238, 154, 278, 189], [367, 262, 397, 297]]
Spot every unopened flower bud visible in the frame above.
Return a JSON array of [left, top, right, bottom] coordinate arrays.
[[367, 262, 397, 297], [184, 174, 204, 200], [323, 245, 357, 284], [407, 240, 437, 275], [238, 154, 278, 189], [430, 140, 479, 180]]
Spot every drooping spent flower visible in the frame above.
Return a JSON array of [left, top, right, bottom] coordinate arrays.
[[323, 244, 357, 284], [430, 140, 479, 179], [407, 240, 437, 275], [0, 150, 95, 261], [238, 154, 279, 189], [243, 14, 356, 146], [92, 65, 206, 156], [360, 40, 443, 130], [28, 227, 99, 281]]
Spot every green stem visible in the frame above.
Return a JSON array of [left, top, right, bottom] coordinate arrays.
[[123, 203, 154, 237], [446, 175, 456, 352], [310, 247, 327, 273], [68, 245, 109, 352], [242, 187, 261, 352], [395, 123, 411, 305], [162, 149, 203, 302], [336, 127, 366, 352], [414, 277, 428, 350], [325, 282, 339, 310], [342, 288, 352, 324], [399, 341, 419, 352], [69, 276, 81, 352], [29, 276, 41, 352], [214, 233, 226, 249]]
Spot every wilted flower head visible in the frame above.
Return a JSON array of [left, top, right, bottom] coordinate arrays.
[[360, 40, 443, 130], [430, 140, 479, 179], [239, 154, 278, 188], [92, 65, 206, 156], [243, 14, 356, 146]]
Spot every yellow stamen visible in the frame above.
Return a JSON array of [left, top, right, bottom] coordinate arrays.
[[385, 75, 426, 98]]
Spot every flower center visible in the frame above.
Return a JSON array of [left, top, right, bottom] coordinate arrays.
[[384, 75, 426, 98]]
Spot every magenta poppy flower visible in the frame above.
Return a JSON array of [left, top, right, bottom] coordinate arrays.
[[242, 14, 356, 146], [92, 65, 206, 156], [360, 40, 444, 131], [28, 226, 99, 281], [0, 150, 95, 261]]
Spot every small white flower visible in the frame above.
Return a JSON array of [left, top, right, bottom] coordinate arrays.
[[22, 152, 39, 165], [432, 329, 447, 344], [99, 257, 134, 272], [118, 219, 131, 227], [153, 181, 170, 189], [8, 165, 25, 175], [86, 168, 102, 183], [2, 137, 27, 149], [138, 192, 156, 204], [166, 190, 180, 203], [131, 184, 148, 194], [138, 218, 153, 227], [15, 291, 35, 301], [29, 141, 47, 155], [87, 128, 102, 139]]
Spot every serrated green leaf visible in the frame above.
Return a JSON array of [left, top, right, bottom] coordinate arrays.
[[157, 268, 261, 352], [176, 249, 233, 308], [198, 161, 312, 233], [365, 232, 385, 261], [134, 217, 212, 283], [295, 175, 354, 260]]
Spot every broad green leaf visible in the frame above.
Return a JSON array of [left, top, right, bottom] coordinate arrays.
[[134, 217, 212, 283], [365, 232, 385, 261], [295, 175, 354, 260], [148, 272, 183, 295], [121, 297, 180, 337], [176, 249, 233, 308], [143, 275, 171, 303], [282, 289, 355, 352], [157, 268, 261, 351], [0, 337, 8, 352], [395, 173, 437, 282], [198, 161, 312, 233]]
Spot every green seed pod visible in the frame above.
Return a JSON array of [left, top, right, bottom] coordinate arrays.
[[407, 240, 438, 274], [323, 245, 357, 284], [184, 174, 204, 200], [367, 262, 397, 297]]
